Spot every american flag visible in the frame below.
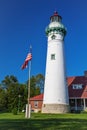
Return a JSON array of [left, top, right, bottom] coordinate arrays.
[[21, 53, 32, 70]]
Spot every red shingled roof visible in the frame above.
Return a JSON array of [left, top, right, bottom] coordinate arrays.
[[30, 94, 43, 101], [67, 76, 87, 98], [30, 76, 87, 100]]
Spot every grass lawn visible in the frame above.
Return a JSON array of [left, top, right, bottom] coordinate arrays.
[[0, 112, 87, 130]]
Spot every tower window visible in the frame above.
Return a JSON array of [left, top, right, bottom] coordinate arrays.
[[51, 54, 55, 60]]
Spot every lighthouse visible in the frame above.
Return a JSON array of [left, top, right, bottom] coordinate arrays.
[[42, 12, 69, 113]]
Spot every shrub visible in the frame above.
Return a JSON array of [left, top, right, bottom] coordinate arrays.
[[12, 108, 18, 115], [81, 110, 87, 114]]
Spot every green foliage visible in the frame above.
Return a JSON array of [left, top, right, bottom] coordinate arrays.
[[27, 74, 44, 97], [81, 110, 87, 114], [35, 74, 44, 93], [29, 74, 44, 97], [0, 74, 44, 112], [30, 76, 37, 97], [2, 75, 18, 89], [12, 108, 18, 115], [0, 75, 27, 112], [0, 88, 7, 111]]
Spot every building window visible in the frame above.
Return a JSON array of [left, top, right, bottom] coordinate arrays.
[[51, 54, 55, 60], [72, 84, 83, 89], [34, 101, 38, 108]]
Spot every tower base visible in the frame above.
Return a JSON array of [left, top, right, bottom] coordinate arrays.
[[42, 104, 69, 113]]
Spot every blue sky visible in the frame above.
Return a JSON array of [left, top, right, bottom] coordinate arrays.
[[0, 0, 87, 83]]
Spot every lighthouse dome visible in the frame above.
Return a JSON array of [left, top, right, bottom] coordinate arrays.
[[45, 11, 67, 36]]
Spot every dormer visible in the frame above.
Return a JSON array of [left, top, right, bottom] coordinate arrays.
[[72, 84, 83, 89]]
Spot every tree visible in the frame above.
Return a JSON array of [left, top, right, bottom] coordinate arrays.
[[2, 75, 18, 89], [7, 83, 19, 111], [0, 74, 44, 112], [0, 88, 7, 111], [2, 75, 27, 111], [18, 83, 28, 111], [35, 74, 44, 93], [27, 74, 44, 97], [27, 76, 40, 97]]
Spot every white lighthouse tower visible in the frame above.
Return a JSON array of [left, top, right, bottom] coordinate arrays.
[[42, 12, 69, 113]]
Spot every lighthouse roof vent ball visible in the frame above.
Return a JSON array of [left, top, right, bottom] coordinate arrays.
[[45, 11, 67, 36]]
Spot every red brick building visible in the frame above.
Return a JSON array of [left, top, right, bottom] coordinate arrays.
[[30, 71, 87, 112], [30, 94, 43, 112]]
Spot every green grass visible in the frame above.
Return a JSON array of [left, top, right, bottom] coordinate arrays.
[[0, 112, 87, 130]]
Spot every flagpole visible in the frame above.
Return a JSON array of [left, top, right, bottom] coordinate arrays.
[[27, 60, 31, 118], [26, 45, 32, 118]]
